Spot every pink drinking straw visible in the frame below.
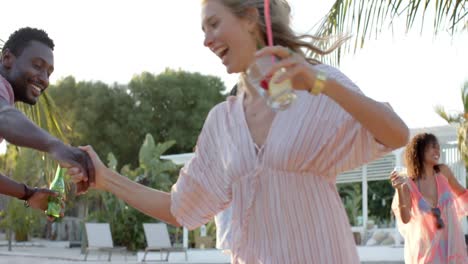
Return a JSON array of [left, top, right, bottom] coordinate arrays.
[[264, 0, 275, 63], [264, 0, 273, 47]]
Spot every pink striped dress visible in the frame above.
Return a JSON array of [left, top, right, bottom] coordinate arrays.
[[171, 64, 392, 263], [392, 173, 468, 263]]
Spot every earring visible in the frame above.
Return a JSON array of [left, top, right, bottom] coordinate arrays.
[[252, 34, 264, 50]]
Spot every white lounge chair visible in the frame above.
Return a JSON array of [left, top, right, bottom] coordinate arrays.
[[84, 223, 127, 261], [142, 223, 187, 262]]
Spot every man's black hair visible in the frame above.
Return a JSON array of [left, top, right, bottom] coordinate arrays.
[[2, 27, 54, 56]]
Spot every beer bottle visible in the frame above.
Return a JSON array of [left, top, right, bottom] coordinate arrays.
[[46, 165, 65, 218]]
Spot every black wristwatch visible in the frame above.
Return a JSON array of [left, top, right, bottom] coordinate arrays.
[[20, 184, 37, 201]]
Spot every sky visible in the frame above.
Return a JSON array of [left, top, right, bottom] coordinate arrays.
[[1, 0, 467, 153]]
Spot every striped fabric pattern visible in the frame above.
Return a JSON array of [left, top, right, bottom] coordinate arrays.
[[171, 64, 392, 263]]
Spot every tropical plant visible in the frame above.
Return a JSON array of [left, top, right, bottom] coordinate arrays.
[[312, 1, 468, 65], [435, 80, 468, 166], [338, 182, 362, 226], [86, 134, 181, 251], [0, 198, 43, 241], [367, 180, 395, 226], [0, 146, 48, 241], [16, 95, 66, 140], [338, 180, 395, 227]]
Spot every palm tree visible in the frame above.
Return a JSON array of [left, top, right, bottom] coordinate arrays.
[[312, 0, 468, 65], [435, 81, 468, 166], [311, 1, 468, 164]]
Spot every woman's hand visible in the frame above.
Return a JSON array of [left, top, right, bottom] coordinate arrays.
[[25, 188, 65, 221], [255, 45, 318, 91], [389, 170, 408, 189], [26, 188, 56, 210]]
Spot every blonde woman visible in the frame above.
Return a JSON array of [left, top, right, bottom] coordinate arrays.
[[69, 0, 409, 263]]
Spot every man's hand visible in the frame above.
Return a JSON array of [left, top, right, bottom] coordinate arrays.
[[49, 143, 95, 194], [27, 188, 65, 221], [26, 188, 56, 210]]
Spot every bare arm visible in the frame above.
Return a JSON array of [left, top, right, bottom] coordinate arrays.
[[396, 185, 412, 224], [0, 171, 59, 212], [0, 171, 31, 199], [323, 80, 409, 149], [0, 99, 94, 193], [103, 169, 181, 226], [0, 99, 56, 200], [440, 164, 466, 196], [390, 171, 412, 223], [256, 46, 409, 149], [72, 145, 181, 227], [0, 99, 61, 153]]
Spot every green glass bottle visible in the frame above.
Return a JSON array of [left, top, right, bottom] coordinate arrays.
[[46, 165, 65, 218]]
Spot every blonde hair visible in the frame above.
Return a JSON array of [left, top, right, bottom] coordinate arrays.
[[202, 0, 348, 65]]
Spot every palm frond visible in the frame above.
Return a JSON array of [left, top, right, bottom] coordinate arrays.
[[314, 0, 468, 65], [15, 93, 66, 140], [434, 105, 462, 124], [457, 124, 468, 166], [462, 80, 468, 114]]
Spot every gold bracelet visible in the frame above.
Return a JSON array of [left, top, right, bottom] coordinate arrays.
[[398, 204, 408, 208], [309, 70, 327, 95]]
